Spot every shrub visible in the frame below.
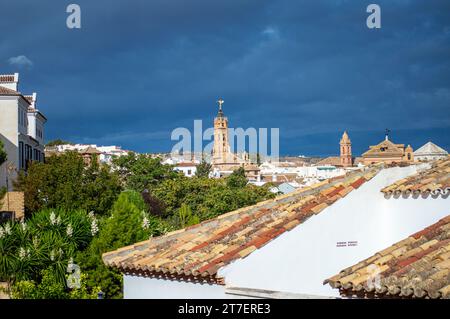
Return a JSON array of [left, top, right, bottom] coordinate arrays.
[[76, 191, 172, 299], [0, 208, 92, 286], [11, 268, 100, 299]]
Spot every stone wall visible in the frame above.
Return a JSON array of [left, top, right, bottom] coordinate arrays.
[[0, 282, 10, 299], [0, 191, 25, 220]]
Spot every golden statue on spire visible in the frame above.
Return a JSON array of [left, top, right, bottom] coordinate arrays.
[[217, 98, 224, 111]]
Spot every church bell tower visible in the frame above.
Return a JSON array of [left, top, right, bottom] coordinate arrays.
[[340, 131, 352, 167], [212, 98, 232, 165]]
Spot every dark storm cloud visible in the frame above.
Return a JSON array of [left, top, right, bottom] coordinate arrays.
[[0, 0, 449, 155]]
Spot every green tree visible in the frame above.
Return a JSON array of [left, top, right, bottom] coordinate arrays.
[[76, 191, 172, 299], [112, 152, 182, 192], [152, 174, 275, 221], [195, 160, 212, 178], [14, 151, 122, 215], [176, 204, 199, 228], [45, 139, 73, 147], [226, 167, 247, 188]]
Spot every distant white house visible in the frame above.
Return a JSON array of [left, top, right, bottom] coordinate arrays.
[[0, 73, 47, 189], [49, 144, 129, 164], [173, 162, 198, 177], [103, 159, 449, 298], [413, 141, 448, 162], [96, 145, 130, 164], [259, 161, 346, 185]]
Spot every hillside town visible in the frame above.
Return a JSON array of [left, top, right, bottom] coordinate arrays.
[[0, 72, 449, 299]]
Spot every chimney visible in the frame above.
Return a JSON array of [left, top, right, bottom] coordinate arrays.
[[29, 92, 37, 108], [0, 72, 19, 91]]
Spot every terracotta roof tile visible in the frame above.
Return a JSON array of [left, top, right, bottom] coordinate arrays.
[[324, 215, 450, 299], [0, 86, 20, 95], [103, 167, 381, 283], [381, 158, 450, 198], [316, 156, 341, 166]]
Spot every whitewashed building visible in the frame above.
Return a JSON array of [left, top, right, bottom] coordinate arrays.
[[173, 162, 198, 177], [258, 161, 347, 190], [103, 159, 449, 298], [413, 141, 448, 162], [48, 143, 129, 164], [0, 73, 47, 188]]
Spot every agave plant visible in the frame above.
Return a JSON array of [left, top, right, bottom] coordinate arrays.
[[0, 208, 93, 287]]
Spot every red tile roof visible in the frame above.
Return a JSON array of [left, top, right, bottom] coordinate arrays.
[[0, 86, 31, 105], [175, 162, 198, 167], [0, 86, 20, 95], [324, 215, 450, 299], [381, 157, 450, 197], [103, 167, 380, 283], [316, 156, 341, 166]]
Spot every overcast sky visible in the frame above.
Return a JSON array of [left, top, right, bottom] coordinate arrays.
[[1, 0, 449, 156]]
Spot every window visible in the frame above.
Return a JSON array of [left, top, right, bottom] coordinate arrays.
[[34, 149, 41, 161], [19, 142, 24, 169], [0, 212, 15, 224], [25, 144, 31, 170]]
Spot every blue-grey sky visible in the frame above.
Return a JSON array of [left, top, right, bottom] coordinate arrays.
[[1, 0, 449, 156]]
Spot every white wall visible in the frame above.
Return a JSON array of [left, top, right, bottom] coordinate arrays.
[[0, 97, 20, 188], [218, 165, 449, 297], [124, 275, 238, 299], [174, 166, 197, 177], [415, 155, 447, 161]]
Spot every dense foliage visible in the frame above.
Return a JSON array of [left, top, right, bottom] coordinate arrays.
[[10, 269, 100, 299], [0, 208, 99, 298], [152, 172, 275, 221], [195, 160, 212, 178], [14, 152, 122, 215], [112, 152, 181, 192], [76, 191, 172, 298], [45, 139, 73, 147], [7, 151, 275, 299]]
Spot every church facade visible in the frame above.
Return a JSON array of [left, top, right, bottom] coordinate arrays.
[[362, 133, 414, 165]]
